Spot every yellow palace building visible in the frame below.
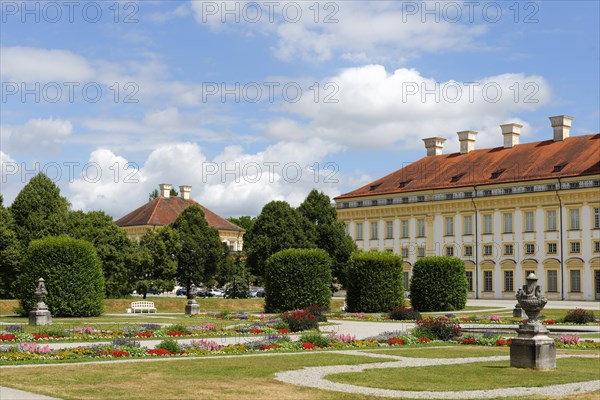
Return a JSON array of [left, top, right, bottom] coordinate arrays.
[[334, 116, 600, 301]]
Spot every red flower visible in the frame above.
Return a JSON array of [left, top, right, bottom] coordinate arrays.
[[302, 342, 315, 349], [167, 331, 186, 337], [543, 319, 557, 325], [135, 332, 153, 338], [278, 328, 289, 334], [147, 349, 175, 356], [388, 337, 405, 345], [460, 337, 476, 345], [249, 328, 263, 334], [32, 333, 50, 340], [0, 334, 15, 341], [418, 337, 431, 343]]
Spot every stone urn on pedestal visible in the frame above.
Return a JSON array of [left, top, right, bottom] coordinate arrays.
[[28, 278, 52, 326], [510, 273, 556, 369]]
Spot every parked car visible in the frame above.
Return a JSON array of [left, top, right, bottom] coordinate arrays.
[[195, 289, 212, 298], [176, 288, 187, 296], [255, 289, 265, 298], [146, 289, 160, 296]]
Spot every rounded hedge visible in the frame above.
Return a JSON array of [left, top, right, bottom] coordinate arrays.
[[264, 248, 331, 313], [409, 256, 467, 312], [16, 235, 105, 317], [345, 251, 404, 313]]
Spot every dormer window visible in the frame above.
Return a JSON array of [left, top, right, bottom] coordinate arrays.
[[451, 173, 465, 183], [399, 180, 412, 188], [369, 184, 381, 191], [490, 169, 506, 179], [553, 163, 567, 173]]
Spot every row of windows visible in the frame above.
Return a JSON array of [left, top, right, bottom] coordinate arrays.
[[394, 241, 600, 259], [352, 207, 599, 240], [340, 180, 600, 209], [476, 270, 581, 293]]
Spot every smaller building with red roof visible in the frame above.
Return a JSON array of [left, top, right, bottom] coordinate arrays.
[[115, 184, 244, 251]]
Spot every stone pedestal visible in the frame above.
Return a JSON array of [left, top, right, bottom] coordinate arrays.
[[510, 323, 556, 369], [29, 308, 52, 325], [512, 304, 523, 318], [185, 299, 200, 315]]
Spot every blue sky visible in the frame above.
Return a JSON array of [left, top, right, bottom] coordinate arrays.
[[1, 0, 599, 218]]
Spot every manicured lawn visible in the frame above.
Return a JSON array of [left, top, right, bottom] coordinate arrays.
[[0, 298, 346, 316], [328, 357, 600, 391], [363, 346, 508, 358], [0, 353, 390, 400]]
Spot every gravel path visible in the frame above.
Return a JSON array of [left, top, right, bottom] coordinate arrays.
[[275, 352, 600, 399]]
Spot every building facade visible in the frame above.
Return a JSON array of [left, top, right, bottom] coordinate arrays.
[[116, 184, 244, 251], [334, 116, 600, 301]]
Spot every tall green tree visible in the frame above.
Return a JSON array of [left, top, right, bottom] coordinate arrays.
[[65, 211, 138, 298], [137, 227, 181, 298], [298, 190, 356, 287], [171, 205, 225, 299], [9, 173, 69, 248], [245, 201, 315, 277], [226, 216, 256, 232], [0, 195, 22, 298]]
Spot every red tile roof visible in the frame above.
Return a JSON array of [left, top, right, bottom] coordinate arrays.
[[336, 134, 600, 200], [115, 196, 244, 232]]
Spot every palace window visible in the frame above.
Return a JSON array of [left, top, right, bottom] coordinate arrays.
[[594, 207, 600, 229], [569, 209, 580, 230], [445, 216, 454, 236], [547, 243, 557, 254], [417, 247, 425, 257], [417, 219, 425, 237], [401, 247, 409, 259], [466, 271, 473, 292], [483, 244, 493, 256], [525, 243, 536, 255], [503, 213, 513, 233], [386, 221, 393, 239], [356, 223, 363, 240], [483, 215, 493, 234], [504, 244, 513, 255], [524, 211, 534, 232], [464, 245, 473, 257], [484, 271, 493, 292], [504, 271, 514, 292], [463, 215, 473, 235], [570, 270, 581, 292], [401, 220, 409, 238], [371, 222, 378, 240], [570, 242, 581, 254], [547, 270, 558, 292], [445, 246, 454, 256], [595, 241, 600, 253], [547, 210, 557, 231]]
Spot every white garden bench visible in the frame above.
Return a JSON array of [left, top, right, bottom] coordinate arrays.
[[130, 301, 157, 313]]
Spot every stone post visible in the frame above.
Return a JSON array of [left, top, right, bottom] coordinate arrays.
[[184, 290, 200, 315], [28, 278, 52, 326]]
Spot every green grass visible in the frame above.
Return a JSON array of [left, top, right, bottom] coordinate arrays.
[[0, 298, 346, 316], [328, 357, 600, 391], [362, 346, 509, 358], [0, 353, 391, 400]]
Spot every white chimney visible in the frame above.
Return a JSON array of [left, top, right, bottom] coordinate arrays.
[[422, 137, 446, 156], [457, 131, 478, 154], [179, 185, 191, 200], [549, 115, 573, 141], [500, 123, 522, 148], [159, 183, 172, 198]]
